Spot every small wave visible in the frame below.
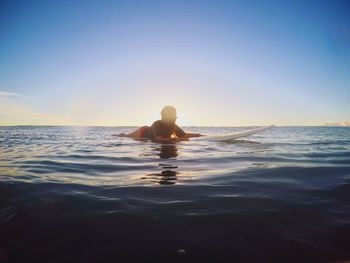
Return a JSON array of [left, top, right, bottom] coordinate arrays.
[[14, 159, 155, 175]]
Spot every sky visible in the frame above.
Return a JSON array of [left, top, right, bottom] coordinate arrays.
[[0, 0, 349, 126]]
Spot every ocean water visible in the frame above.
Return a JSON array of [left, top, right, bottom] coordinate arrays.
[[0, 126, 350, 263]]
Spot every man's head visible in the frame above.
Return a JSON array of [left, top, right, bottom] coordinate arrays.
[[161, 106, 177, 124]]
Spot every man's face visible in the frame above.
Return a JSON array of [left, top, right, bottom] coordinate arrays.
[[169, 113, 177, 124], [163, 111, 177, 124]]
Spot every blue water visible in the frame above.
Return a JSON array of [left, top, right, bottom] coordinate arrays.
[[0, 126, 350, 262]]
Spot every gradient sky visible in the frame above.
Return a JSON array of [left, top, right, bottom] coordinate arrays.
[[1, 0, 349, 126]]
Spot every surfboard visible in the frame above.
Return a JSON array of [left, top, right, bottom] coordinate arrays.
[[192, 125, 274, 142]]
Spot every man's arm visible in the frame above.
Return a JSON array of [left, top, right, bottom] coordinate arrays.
[[174, 125, 203, 138]]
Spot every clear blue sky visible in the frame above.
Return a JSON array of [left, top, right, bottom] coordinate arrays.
[[0, 0, 349, 126]]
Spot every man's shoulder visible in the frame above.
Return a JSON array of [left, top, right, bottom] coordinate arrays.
[[151, 120, 164, 127]]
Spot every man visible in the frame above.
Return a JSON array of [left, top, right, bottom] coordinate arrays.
[[118, 106, 202, 143]]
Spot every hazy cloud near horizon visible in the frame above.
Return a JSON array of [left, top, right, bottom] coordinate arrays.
[[0, 91, 22, 97], [0, 90, 94, 126]]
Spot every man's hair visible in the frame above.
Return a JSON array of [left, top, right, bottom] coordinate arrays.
[[161, 106, 176, 119]]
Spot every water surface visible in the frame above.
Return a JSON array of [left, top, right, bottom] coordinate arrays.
[[1, 126, 350, 262]]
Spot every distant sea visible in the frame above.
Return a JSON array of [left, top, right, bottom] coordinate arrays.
[[1, 126, 350, 263]]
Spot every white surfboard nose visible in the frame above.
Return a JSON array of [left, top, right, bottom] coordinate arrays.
[[192, 125, 275, 142]]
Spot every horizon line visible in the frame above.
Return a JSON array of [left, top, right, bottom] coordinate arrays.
[[1, 124, 349, 128]]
